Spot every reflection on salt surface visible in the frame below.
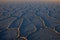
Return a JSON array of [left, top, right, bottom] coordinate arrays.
[[0, 2, 60, 40]]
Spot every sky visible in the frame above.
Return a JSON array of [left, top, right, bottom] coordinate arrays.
[[0, 0, 60, 2]]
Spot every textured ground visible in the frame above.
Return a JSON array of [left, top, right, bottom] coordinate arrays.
[[0, 2, 60, 40]]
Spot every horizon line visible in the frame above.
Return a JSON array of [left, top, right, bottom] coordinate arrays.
[[0, 0, 60, 3]]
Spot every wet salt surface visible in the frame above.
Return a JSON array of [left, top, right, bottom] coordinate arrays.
[[0, 2, 60, 40]]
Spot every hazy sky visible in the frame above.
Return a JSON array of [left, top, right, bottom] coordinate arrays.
[[0, 0, 60, 2]]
